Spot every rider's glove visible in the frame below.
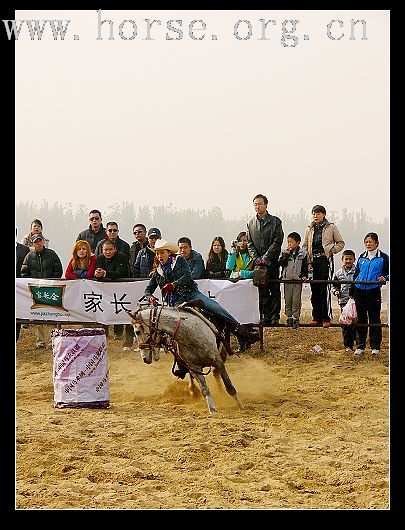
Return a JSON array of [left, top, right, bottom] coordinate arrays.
[[163, 283, 175, 293]]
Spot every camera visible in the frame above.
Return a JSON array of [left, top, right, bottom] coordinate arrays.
[[231, 240, 238, 248]]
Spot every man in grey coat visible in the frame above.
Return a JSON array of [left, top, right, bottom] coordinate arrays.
[[246, 194, 284, 326]]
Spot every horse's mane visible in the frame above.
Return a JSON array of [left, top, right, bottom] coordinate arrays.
[[142, 306, 218, 338]]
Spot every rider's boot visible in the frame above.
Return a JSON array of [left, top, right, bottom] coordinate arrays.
[[173, 362, 188, 379]]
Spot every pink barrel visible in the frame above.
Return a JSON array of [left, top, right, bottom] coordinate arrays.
[[51, 328, 109, 409]]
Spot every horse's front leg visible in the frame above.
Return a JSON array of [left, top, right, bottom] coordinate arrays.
[[192, 372, 217, 414]]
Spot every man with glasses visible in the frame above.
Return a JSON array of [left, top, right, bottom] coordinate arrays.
[[247, 194, 284, 327], [94, 221, 130, 264], [94, 223, 132, 347], [129, 224, 148, 273], [76, 210, 106, 253]]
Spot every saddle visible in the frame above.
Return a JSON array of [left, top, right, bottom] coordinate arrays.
[[180, 299, 205, 310], [177, 301, 236, 357]]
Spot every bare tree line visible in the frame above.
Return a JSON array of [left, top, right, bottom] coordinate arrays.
[[16, 201, 389, 272]]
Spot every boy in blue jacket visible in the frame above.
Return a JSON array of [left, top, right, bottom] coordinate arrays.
[[349, 233, 389, 356]]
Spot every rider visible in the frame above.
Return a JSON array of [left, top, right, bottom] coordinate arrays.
[[144, 240, 259, 377]]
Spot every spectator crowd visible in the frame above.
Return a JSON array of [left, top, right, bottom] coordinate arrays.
[[16, 195, 389, 358]]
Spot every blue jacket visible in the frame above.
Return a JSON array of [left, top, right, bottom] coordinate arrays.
[[352, 250, 389, 291], [145, 255, 199, 306], [133, 246, 155, 278], [186, 250, 205, 280]]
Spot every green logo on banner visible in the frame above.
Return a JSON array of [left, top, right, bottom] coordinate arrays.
[[29, 284, 67, 311]]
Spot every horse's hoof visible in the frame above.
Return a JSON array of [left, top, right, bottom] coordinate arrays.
[[140, 352, 152, 364]]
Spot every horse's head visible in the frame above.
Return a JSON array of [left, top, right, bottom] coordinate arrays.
[[125, 305, 149, 342]]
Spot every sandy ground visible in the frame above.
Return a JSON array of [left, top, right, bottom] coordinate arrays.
[[16, 290, 389, 510]]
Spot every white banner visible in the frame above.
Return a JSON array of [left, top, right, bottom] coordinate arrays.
[[15, 278, 260, 325]]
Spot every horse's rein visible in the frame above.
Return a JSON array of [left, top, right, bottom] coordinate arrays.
[[137, 303, 182, 350], [137, 307, 211, 376]]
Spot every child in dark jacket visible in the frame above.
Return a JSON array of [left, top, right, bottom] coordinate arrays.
[[278, 232, 308, 329], [332, 249, 356, 352], [349, 233, 389, 356]]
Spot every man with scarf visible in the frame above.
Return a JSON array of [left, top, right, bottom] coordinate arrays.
[[302, 204, 345, 327]]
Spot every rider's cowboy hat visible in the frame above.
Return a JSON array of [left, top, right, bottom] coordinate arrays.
[[154, 239, 179, 254]]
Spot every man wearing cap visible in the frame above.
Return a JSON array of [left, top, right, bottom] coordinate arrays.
[[177, 237, 205, 280], [76, 210, 106, 253], [133, 227, 161, 278], [20, 235, 63, 348]]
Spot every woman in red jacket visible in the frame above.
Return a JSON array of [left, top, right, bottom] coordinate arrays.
[[65, 240, 97, 279]]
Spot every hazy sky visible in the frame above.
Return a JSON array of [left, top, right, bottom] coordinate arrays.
[[15, 9, 389, 221]]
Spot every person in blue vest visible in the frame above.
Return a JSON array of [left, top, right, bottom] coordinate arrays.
[[349, 232, 389, 356]]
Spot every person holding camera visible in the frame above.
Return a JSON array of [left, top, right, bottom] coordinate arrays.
[[226, 231, 256, 352], [226, 232, 255, 280], [246, 194, 284, 327]]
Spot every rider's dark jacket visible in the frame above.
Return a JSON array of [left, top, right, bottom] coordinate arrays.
[[145, 255, 198, 306]]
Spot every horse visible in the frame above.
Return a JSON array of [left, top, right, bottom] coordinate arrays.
[[127, 304, 244, 414]]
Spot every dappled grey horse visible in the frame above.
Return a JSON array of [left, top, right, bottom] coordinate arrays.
[[128, 305, 243, 414]]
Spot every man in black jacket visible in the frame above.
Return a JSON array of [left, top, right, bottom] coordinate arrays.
[[21, 236, 63, 279], [76, 209, 106, 253], [247, 194, 284, 326], [20, 234, 63, 347], [94, 240, 130, 280], [94, 239, 131, 344]]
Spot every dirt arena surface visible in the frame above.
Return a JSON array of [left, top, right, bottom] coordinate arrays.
[[16, 290, 389, 510]]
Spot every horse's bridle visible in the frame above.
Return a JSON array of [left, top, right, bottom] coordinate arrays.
[[133, 305, 211, 376]]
